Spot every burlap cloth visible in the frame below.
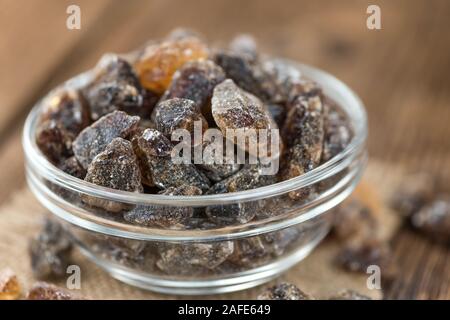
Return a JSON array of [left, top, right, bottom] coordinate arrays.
[[0, 160, 403, 299]]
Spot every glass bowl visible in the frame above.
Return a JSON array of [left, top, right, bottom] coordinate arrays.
[[23, 60, 367, 295]]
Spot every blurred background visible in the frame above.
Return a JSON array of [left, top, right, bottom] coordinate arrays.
[[0, 0, 449, 299]]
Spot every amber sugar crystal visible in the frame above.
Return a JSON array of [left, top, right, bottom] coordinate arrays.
[[135, 37, 209, 94], [0, 268, 21, 300]]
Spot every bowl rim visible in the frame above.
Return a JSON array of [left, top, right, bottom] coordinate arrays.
[[23, 59, 368, 207]]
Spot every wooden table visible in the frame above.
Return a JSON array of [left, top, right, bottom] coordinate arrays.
[[0, 0, 449, 299]]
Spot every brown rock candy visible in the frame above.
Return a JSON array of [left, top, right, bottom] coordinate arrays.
[[208, 164, 276, 194], [92, 235, 149, 267], [133, 128, 210, 192], [83, 138, 143, 212], [198, 160, 241, 183], [161, 60, 225, 111], [332, 198, 379, 242], [36, 86, 90, 164], [288, 76, 322, 102], [261, 58, 303, 103], [157, 241, 234, 275], [83, 55, 147, 120], [335, 239, 393, 274], [124, 184, 202, 228], [267, 103, 286, 128], [84, 137, 143, 192], [391, 173, 436, 218], [27, 282, 81, 300], [39, 88, 90, 138], [87, 234, 149, 267], [153, 98, 208, 136], [73, 110, 140, 169], [228, 237, 269, 267], [214, 51, 277, 102], [281, 90, 324, 199], [211, 79, 277, 155], [0, 268, 21, 300], [205, 201, 256, 226], [36, 120, 74, 164], [197, 139, 242, 182], [205, 164, 276, 225], [322, 98, 352, 162], [257, 282, 314, 300], [411, 196, 450, 243], [58, 156, 86, 179], [29, 218, 73, 279], [135, 37, 209, 94], [262, 227, 302, 256]]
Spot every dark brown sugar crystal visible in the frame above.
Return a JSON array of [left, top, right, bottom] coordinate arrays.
[[36, 120, 74, 164], [411, 196, 450, 243], [322, 99, 352, 162], [205, 164, 276, 225], [391, 173, 436, 218], [198, 160, 242, 183], [58, 156, 86, 180], [92, 236, 149, 267], [197, 139, 242, 182], [211, 79, 277, 156], [73, 110, 140, 169], [261, 59, 303, 104], [267, 103, 287, 128], [262, 227, 302, 256], [156, 241, 234, 275], [123, 184, 202, 228], [27, 282, 80, 300], [161, 60, 226, 110], [335, 239, 393, 274], [29, 218, 73, 279], [133, 128, 211, 192], [227, 237, 269, 266], [84, 138, 143, 193], [205, 201, 257, 226], [153, 98, 208, 136], [214, 51, 277, 102], [257, 282, 313, 300], [83, 55, 145, 120], [36, 88, 90, 164], [212, 79, 275, 132], [39, 88, 90, 138], [332, 197, 379, 242], [281, 90, 325, 199]]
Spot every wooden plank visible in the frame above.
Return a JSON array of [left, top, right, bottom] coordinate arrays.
[[0, 0, 111, 142], [385, 227, 450, 300], [0, 130, 24, 203]]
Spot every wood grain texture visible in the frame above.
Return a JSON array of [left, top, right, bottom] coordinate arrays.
[[0, 0, 111, 142], [385, 227, 450, 300], [0, 0, 449, 299]]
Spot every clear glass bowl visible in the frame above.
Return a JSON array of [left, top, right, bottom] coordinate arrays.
[[23, 60, 367, 295]]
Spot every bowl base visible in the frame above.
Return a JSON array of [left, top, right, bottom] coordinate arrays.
[[77, 230, 327, 295]]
